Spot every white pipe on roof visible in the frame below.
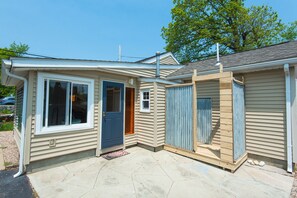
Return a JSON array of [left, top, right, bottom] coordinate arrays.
[[284, 63, 293, 173], [3, 62, 28, 177]]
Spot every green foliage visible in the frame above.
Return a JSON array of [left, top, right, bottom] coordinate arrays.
[[162, 0, 297, 63], [0, 121, 14, 131], [0, 42, 29, 98], [0, 109, 13, 114]]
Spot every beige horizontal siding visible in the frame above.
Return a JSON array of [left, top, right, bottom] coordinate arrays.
[[135, 82, 155, 147], [196, 80, 220, 146], [244, 69, 286, 161], [156, 83, 166, 146], [29, 71, 100, 162], [105, 68, 177, 79], [125, 134, 137, 147], [150, 56, 179, 65]]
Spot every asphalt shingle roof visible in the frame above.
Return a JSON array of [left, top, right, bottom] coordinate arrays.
[[168, 40, 297, 77]]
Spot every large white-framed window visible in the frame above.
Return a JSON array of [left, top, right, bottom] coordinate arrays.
[[140, 89, 150, 113], [35, 72, 94, 134]]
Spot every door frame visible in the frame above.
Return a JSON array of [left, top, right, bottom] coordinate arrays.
[[98, 80, 126, 154]]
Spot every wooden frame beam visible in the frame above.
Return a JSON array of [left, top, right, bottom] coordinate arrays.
[[192, 72, 232, 82]]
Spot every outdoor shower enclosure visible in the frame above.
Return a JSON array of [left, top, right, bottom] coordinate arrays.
[[165, 71, 247, 172]]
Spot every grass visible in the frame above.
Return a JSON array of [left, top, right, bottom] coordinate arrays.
[[0, 109, 13, 115], [0, 122, 14, 131], [4, 162, 13, 167]]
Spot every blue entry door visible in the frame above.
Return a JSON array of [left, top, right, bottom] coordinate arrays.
[[101, 81, 124, 149]]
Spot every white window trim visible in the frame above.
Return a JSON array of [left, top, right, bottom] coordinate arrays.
[[35, 72, 94, 135], [140, 89, 150, 113]]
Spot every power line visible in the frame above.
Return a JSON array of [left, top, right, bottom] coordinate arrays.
[[121, 55, 147, 59], [0, 48, 56, 58]]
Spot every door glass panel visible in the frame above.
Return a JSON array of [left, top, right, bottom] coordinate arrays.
[[106, 86, 121, 112]]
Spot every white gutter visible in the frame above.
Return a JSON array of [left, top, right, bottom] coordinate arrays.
[[3, 61, 28, 177], [8, 58, 183, 70], [167, 57, 297, 80], [284, 63, 293, 173]]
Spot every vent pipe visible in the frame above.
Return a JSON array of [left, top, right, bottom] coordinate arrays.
[[215, 43, 223, 73], [156, 51, 160, 78]]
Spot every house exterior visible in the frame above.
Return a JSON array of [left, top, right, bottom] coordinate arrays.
[[1, 54, 181, 173], [2, 41, 297, 174], [166, 41, 297, 171]]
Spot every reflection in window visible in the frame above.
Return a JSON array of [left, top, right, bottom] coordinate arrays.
[[48, 80, 69, 126], [42, 80, 89, 127], [106, 87, 121, 112], [72, 84, 88, 124]]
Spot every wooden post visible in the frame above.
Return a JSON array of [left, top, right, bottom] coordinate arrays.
[[192, 69, 197, 152], [220, 72, 234, 163]]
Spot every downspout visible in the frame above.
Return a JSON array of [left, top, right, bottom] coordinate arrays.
[[156, 51, 160, 78], [284, 63, 293, 173], [3, 61, 28, 177]]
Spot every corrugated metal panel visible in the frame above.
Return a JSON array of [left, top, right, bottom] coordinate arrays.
[[244, 69, 286, 160], [135, 82, 155, 147], [196, 81, 220, 145], [197, 98, 212, 144], [166, 85, 193, 151], [233, 81, 246, 161]]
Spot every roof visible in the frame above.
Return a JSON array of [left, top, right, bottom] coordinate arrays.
[[168, 40, 297, 79]]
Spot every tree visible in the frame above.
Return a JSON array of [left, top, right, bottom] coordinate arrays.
[[162, 0, 297, 63], [0, 42, 29, 97]]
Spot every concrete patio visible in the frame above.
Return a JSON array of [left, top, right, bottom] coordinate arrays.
[[28, 147, 293, 198]]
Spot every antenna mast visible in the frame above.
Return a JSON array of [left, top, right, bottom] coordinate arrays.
[[118, 45, 122, 61]]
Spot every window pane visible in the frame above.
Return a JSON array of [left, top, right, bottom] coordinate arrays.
[[142, 101, 149, 109], [106, 87, 121, 112], [43, 80, 47, 127], [48, 80, 70, 126], [72, 84, 88, 124]]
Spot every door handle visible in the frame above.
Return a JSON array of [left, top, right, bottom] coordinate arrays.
[[102, 111, 106, 117]]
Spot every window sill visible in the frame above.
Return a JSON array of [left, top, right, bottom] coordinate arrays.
[[35, 125, 94, 136]]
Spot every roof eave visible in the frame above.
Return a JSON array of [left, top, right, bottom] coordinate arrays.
[[167, 57, 297, 80], [8, 57, 183, 70]]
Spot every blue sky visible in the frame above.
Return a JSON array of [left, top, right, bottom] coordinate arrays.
[[0, 0, 296, 61]]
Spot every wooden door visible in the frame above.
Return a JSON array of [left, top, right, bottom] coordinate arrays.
[[125, 88, 135, 135]]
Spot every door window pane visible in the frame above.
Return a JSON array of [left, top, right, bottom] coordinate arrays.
[[72, 84, 88, 124], [106, 87, 121, 112], [48, 80, 70, 126]]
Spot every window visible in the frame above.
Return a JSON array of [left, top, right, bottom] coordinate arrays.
[[15, 87, 24, 133], [140, 89, 150, 112], [36, 73, 94, 134]]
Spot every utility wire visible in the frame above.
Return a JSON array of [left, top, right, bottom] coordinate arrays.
[[0, 48, 56, 58], [121, 55, 147, 59]]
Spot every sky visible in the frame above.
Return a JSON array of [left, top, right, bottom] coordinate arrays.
[[0, 0, 296, 62]]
